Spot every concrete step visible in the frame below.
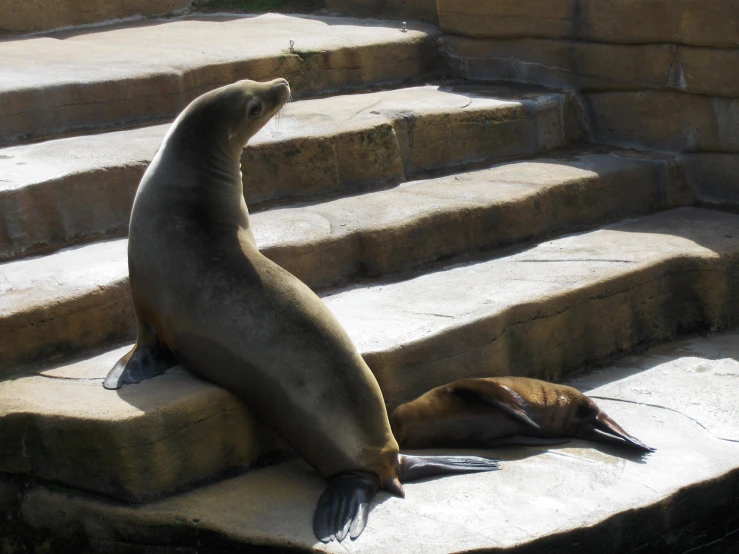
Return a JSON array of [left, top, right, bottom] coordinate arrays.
[[1, 208, 738, 502], [10, 331, 739, 552], [0, 150, 669, 372], [0, 83, 581, 261], [0, 14, 440, 146]]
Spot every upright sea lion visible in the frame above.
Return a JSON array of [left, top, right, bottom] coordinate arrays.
[[390, 377, 654, 452], [103, 79, 499, 543]]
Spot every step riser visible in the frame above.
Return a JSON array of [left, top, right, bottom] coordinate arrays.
[[0, 20, 440, 146], [371, 260, 739, 403], [0, 92, 580, 261], [266, 156, 668, 288], [0, 155, 664, 372]]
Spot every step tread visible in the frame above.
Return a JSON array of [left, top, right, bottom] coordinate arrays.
[[0, 83, 565, 190], [0, 14, 439, 144], [0, 149, 664, 364], [0, 83, 576, 260], [2, 207, 738, 501], [18, 331, 739, 553]]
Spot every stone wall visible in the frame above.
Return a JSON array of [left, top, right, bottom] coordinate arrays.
[[1, 0, 191, 33], [323, 0, 438, 22], [439, 0, 739, 207]]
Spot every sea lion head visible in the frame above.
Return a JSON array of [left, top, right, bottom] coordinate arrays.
[[172, 78, 291, 156], [572, 396, 655, 452]]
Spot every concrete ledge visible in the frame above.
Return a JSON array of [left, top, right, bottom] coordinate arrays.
[[0, 84, 579, 261], [0, 14, 440, 145], [584, 92, 739, 153], [1, 209, 738, 501], [0, 150, 665, 371], [438, 0, 739, 48], [13, 331, 739, 552], [0, 348, 267, 502]]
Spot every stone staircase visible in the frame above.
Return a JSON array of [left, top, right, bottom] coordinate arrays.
[[1, 7, 739, 554]]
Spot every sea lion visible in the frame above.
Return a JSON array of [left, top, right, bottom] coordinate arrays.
[[103, 78, 499, 543], [390, 377, 654, 452]]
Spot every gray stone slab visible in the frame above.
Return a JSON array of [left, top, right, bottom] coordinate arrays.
[[0, 84, 578, 260], [0, 151, 665, 371], [1, 209, 739, 501], [0, 14, 440, 144], [16, 331, 739, 552]]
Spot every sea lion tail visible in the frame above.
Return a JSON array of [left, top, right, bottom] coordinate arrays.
[[398, 454, 501, 482], [313, 471, 379, 543]]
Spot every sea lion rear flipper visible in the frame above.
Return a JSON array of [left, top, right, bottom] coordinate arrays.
[[313, 471, 379, 543], [399, 454, 500, 481], [446, 379, 540, 429], [103, 341, 176, 390], [581, 411, 655, 453]]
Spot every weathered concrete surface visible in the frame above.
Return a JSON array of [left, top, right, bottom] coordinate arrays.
[[258, 152, 670, 287], [443, 36, 739, 97], [326, 208, 739, 402], [681, 153, 739, 207], [438, 0, 739, 48], [0, 14, 440, 145], [1, 209, 738, 501], [324, 0, 438, 23], [585, 92, 739, 153], [15, 331, 739, 552], [2, 0, 190, 34], [0, 84, 580, 260], [0, 347, 267, 502], [0, 151, 672, 372]]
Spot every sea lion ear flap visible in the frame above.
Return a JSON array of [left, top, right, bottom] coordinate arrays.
[[446, 379, 540, 429]]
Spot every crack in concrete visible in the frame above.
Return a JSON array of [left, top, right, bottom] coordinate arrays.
[[588, 395, 739, 445], [516, 259, 635, 263], [386, 265, 726, 377], [35, 373, 104, 381]]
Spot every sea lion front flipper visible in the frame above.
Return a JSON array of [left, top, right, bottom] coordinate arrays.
[[399, 454, 500, 481], [103, 340, 176, 390], [446, 379, 540, 429], [313, 471, 379, 543]]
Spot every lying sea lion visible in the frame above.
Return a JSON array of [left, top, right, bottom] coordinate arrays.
[[103, 78, 499, 543], [390, 377, 654, 452]]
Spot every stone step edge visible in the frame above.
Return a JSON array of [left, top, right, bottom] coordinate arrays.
[[0, 148, 673, 373], [0, 84, 581, 262], [8, 331, 739, 552], [1, 207, 737, 502], [0, 14, 441, 146]]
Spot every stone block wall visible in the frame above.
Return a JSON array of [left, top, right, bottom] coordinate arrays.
[[439, 0, 739, 207], [1, 0, 191, 33], [323, 0, 438, 22]]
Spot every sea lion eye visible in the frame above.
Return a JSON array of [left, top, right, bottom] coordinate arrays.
[[248, 102, 264, 118]]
